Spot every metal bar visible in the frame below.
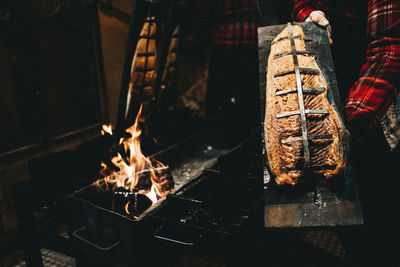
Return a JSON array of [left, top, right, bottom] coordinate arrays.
[[274, 68, 320, 77], [73, 226, 120, 251], [275, 87, 324, 96], [274, 50, 315, 59], [271, 36, 313, 45], [304, 87, 324, 92], [276, 109, 328, 118], [309, 134, 333, 140], [275, 88, 297, 95], [167, 194, 203, 204], [305, 109, 328, 115], [150, 214, 232, 235], [281, 134, 333, 144], [281, 136, 303, 144], [276, 110, 300, 118], [288, 22, 310, 166], [154, 234, 195, 246], [300, 68, 320, 73], [281, 164, 337, 172]]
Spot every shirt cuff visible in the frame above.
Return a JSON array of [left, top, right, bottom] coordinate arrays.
[[296, 7, 315, 22], [345, 103, 377, 139]]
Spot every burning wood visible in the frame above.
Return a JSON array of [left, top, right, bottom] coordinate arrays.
[[96, 105, 174, 218]]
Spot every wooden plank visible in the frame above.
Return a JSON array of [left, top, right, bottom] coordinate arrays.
[[258, 22, 362, 228]]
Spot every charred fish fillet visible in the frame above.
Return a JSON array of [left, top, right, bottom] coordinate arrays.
[[125, 16, 158, 122], [129, 16, 157, 99], [264, 24, 345, 185]]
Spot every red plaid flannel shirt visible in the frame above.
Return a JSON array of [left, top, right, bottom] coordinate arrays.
[[211, 0, 260, 45], [294, 0, 400, 145]]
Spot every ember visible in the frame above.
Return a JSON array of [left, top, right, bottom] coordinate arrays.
[[96, 105, 173, 217]]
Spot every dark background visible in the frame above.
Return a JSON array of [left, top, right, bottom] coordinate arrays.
[[0, 0, 297, 265]]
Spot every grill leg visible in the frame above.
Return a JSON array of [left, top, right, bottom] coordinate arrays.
[[13, 181, 44, 267]]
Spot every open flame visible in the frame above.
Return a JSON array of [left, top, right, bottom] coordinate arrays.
[[101, 123, 113, 136], [97, 105, 172, 216]]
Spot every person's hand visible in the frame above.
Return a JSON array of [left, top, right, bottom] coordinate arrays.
[[305, 10, 333, 44]]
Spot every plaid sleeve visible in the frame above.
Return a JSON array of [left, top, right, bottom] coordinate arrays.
[[293, 0, 316, 21], [211, 0, 259, 45], [344, 0, 400, 138], [345, 38, 400, 138], [367, 0, 400, 39]]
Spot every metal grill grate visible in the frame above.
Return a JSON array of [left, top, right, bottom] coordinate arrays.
[[274, 23, 330, 168], [287, 22, 311, 166]]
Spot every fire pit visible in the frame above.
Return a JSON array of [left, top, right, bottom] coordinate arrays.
[[66, 126, 263, 266]]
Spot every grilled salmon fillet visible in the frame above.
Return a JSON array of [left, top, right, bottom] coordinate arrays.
[[264, 24, 345, 185]]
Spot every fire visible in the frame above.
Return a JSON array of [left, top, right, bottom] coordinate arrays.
[[101, 123, 113, 136], [98, 105, 172, 216], [125, 201, 131, 215]]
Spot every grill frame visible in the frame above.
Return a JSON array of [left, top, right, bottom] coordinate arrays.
[[65, 128, 264, 265]]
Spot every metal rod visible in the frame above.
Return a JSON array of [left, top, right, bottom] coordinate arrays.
[[281, 136, 303, 144], [281, 164, 337, 172], [167, 194, 203, 204], [303, 87, 324, 92], [276, 110, 300, 118], [305, 109, 328, 114], [274, 68, 320, 78], [281, 134, 333, 144], [276, 88, 297, 95], [276, 87, 324, 96], [288, 22, 310, 166], [309, 134, 333, 140], [276, 109, 328, 118], [274, 50, 315, 59], [154, 234, 195, 246], [271, 36, 312, 45]]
